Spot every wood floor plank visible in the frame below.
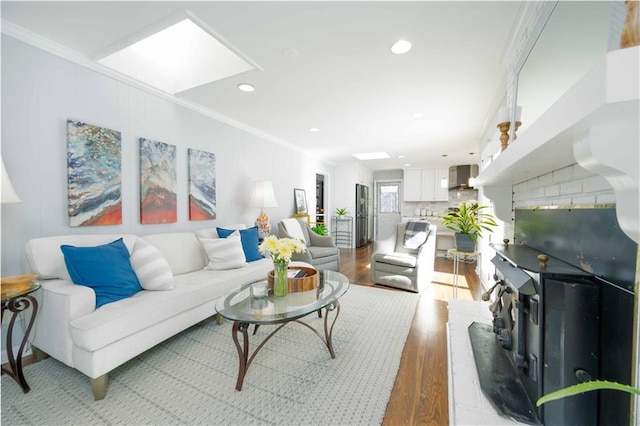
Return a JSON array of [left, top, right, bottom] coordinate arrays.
[[339, 243, 484, 425]]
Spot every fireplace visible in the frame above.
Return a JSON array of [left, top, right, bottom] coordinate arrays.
[[470, 207, 637, 425]]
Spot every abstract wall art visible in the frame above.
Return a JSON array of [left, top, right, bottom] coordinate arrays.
[[139, 138, 177, 224], [67, 120, 122, 227], [188, 148, 216, 221]]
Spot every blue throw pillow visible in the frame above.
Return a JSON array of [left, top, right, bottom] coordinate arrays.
[[216, 226, 264, 262], [61, 238, 142, 308]]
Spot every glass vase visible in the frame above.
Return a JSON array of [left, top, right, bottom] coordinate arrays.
[[273, 261, 289, 297]]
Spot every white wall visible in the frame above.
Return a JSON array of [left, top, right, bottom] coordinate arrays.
[[0, 35, 334, 276]]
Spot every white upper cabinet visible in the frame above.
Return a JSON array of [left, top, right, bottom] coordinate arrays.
[[404, 168, 449, 201], [403, 169, 422, 201]]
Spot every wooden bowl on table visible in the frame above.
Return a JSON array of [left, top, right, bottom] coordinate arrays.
[[267, 266, 319, 293]]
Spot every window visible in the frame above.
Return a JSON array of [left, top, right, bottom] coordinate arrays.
[[379, 184, 400, 213]]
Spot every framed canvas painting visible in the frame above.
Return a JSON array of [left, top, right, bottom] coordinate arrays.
[[294, 188, 307, 214], [139, 138, 177, 224], [67, 120, 122, 227], [188, 148, 216, 221]]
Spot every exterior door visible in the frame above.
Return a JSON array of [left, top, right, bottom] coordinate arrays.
[[375, 180, 402, 241]]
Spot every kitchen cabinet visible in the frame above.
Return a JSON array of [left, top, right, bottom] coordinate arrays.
[[404, 168, 449, 201], [403, 169, 422, 201]]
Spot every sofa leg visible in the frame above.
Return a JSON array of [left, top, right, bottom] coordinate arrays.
[[31, 345, 49, 362], [216, 314, 224, 325], [91, 374, 108, 400]]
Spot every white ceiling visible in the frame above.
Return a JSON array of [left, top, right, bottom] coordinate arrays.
[[1, 1, 523, 170]]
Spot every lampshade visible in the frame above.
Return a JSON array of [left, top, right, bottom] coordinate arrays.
[[250, 181, 278, 208], [1, 158, 21, 204]]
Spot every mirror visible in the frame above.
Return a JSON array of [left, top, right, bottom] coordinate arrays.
[[514, 1, 616, 138]]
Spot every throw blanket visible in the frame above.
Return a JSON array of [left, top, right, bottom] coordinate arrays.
[[403, 221, 430, 249]]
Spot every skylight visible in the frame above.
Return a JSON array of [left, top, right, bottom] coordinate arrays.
[[353, 152, 391, 160], [98, 19, 254, 94]]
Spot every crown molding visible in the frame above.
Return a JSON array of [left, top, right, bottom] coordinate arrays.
[[0, 19, 314, 160]]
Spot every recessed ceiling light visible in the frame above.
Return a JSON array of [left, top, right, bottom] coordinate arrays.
[[404, 163, 411, 167], [98, 18, 254, 94], [237, 83, 255, 92], [353, 152, 391, 160], [410, 112, 423, 119], [390, 40, 412, 55], [442, 154, 448, 157], [309, 127, 320, 133], [398, 155, 405, 159]]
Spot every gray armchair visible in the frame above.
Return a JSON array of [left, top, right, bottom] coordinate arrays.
[[278, 218, 340, 271], [370, 221, 436, 293]]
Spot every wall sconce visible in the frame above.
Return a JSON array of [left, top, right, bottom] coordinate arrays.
[[440, 177, 448, 188], [250, 181, 278, 238], [1, 158, 21, 204], [497, 105, 522, 151]]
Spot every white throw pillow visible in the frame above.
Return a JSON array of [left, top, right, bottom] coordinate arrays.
[[199, 230, 247, 270], [281, 218, 306, 242], [129, 238, 175, 291]]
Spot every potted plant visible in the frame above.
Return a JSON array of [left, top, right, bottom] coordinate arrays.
[[335, 207, 348, 217], [441, 200, 498, 252], [310, 223, 328, 236]]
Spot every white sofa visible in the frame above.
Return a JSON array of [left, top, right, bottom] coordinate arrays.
[[23, 227, 295, 400]]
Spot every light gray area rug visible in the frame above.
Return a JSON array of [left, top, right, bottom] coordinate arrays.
[[2, 284, 419, 425]]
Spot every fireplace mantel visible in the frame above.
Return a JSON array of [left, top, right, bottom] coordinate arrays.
[[476, 47, 639, 244]]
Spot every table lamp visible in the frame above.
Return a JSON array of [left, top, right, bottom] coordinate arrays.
[[250, 181, 278, 238]]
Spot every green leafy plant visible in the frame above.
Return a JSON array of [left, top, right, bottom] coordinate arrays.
[[335, 207, 348, 216], [310, 223, 328, 236], [441, 200, 498, 243], [537, 380, 640, 407]]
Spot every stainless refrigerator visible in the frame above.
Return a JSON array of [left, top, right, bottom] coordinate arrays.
[[355, 184, 369, 247]]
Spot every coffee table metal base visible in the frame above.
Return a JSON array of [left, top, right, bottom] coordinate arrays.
[[231, 300, 340, 391]]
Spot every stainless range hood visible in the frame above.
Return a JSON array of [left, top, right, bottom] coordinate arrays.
[[449, 165, 478, 190]]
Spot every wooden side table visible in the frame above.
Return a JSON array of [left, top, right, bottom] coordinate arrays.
[[1, 282, 40, 393], [447, 249, 478, 298]]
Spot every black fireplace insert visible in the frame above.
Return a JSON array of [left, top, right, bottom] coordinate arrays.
[[470, 207, 637, 425]]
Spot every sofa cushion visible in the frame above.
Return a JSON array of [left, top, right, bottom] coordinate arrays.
[[142, 232, 207, 275], [308, 246, 340, 260], [23, 234, 138, 281], [129, 238, 174, 291], [217, 226, 264, 262], [199, 230, 248, 270], [69, 258, 274, 352], [60, 238, 143, 308], [373, 253, 417, 268]]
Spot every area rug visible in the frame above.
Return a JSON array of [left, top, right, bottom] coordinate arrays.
[[2, 284, 419, 425]]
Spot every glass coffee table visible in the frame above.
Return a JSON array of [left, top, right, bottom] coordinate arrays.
[[215, 270, 350, 390]]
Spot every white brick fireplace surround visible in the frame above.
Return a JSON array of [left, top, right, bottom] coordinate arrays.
[[512, 163, 615, 208]]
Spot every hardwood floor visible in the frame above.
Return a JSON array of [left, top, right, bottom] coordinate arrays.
[[339, 243, 484, 425]]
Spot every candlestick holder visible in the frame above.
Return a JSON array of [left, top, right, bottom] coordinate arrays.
[[496, 121, 521, 151]]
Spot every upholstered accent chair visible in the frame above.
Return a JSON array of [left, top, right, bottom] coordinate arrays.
[[370, 221, 437, 293], [278, 218, 340, 271]]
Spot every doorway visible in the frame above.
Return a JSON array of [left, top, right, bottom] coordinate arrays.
[[315, 173, 327, 225], [375, 180, 402, 241]]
